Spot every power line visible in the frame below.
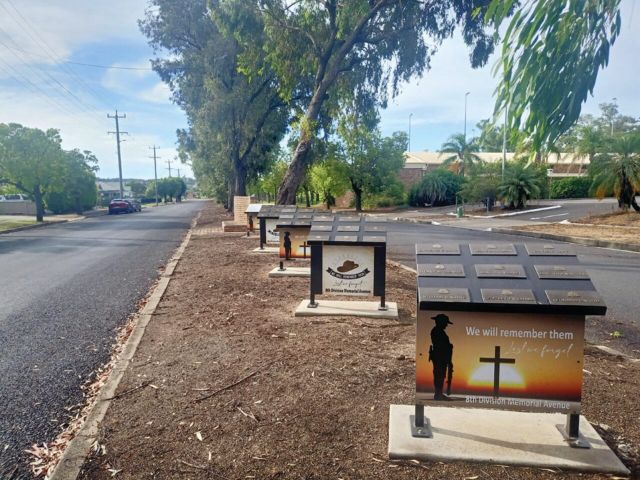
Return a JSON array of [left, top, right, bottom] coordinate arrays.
[[0, 0, 113, 111]]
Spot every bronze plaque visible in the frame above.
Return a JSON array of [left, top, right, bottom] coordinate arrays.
[[535, 265, 590, 280], [469, 243, 517, 256], [310, 225, 332, 232], [525, 244, 576, 256], [475, 264, 526, 278], [338, 216, 361, 222], [362, 235, 385, 243], [420, 288, 471, 303], [365, 225, 386, 232], [337, 225, 360, 232], [546, 290, 605, 307], [416, 243, 461, 255], [308, 234, 330, 241], [296, 213, 313, 219], [279, 214, 295, 220], [334, 235, 358, 242], [418, 263, 465, 277], [481, 289, 537, 304], [293, 220, 311, 226], [365, 216, 387, 222], [313, 215, 334, 222]]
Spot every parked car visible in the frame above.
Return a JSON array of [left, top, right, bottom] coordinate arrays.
[[0, 193, 30, 201], [127, 199, 142, 212], [108, 199, 134, 214]]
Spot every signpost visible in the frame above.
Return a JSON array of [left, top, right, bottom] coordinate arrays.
[[388, 242, 627, 474], [275, 209, 316, 259], [257, 205, 296, 250], [298, 214, 392, 316], [411, 242, 606, 447]]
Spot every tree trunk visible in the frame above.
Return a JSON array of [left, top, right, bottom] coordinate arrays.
[[234, 154, 247, 197], [74, 195, 83, 215], [303, 186, 311, 207], [33, 186, 44, 222], [277, 131, 313, 204]]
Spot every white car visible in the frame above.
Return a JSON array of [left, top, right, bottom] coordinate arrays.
[[0, 194, 30, 201]]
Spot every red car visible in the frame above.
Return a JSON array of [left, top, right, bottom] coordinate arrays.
[[108, 199, 136, 214]]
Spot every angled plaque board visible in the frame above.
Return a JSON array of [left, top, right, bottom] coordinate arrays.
[[469, 243, 517, 256], [525, 244, 576, 256], [545, 290, 606, 307], [418, 264, 465, 277], [535, 265, 590, 280], [416, 244, 460, 255], [475, 264, 527, 279]]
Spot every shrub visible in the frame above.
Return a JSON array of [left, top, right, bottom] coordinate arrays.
[[550, 176, 592, 199], [408, 169, 462, 207]]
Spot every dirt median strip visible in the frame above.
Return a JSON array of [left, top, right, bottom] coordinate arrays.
[[73, 202, 639, 479]]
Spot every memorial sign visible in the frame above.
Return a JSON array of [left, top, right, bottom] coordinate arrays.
[[307, 215, 387, 309], [275, 209, 316, 259], [257, 205, 296, 249], [412, 242, 607, 447]]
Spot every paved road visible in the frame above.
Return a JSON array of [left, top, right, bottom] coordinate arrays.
[[385, 221, 640, 356], [0, 201, 203, 478]]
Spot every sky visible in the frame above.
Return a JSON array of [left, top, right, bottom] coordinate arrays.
[[0, 1, 638, 180]]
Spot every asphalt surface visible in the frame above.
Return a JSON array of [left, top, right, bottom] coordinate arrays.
[[0, 201, 203, 479], [385, 221, 640, 356]]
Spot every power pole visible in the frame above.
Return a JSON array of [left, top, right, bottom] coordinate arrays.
[[166, 158, 172, 177], [149, 146, 160, 206], [176, 168, 181, 179], [107, 110, 128, 199]]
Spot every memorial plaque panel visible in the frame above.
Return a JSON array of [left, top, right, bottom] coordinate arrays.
[[335, 235, 358, 242], [313, 215, 335, 222], [546, 290, 605, 307], [535, 265, 589, 280], [481, 289, 537, 304], [310, 225, 333, 231], [525, 244, 576, 256], [337, 225, 360, 232], [362, 235, 385, 243], [416, 243, 460, 255], [338, 216, 361, 222], [475, 264, 526, 278], [265, 218, 279, 243], [308, 233, 330, 241], [279, 228, 312, 259], [365, 216, 387, 222], [418, 263, 465, 277], [364, 225, 385, 232], [469, 243, 517, 256], [420, 288, 471, 302]]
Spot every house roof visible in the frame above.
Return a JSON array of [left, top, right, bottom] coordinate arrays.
[[97, 181, 132, 192], [404, 151, 589, 167]]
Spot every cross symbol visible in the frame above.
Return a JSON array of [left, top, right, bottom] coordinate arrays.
[[479, 346, 516, 398], [302, 241, 310, 259]]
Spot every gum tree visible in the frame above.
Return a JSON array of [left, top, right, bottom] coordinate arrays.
[[256, 0, 498, 204]]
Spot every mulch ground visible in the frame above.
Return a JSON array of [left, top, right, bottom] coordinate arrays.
[[79, 202, 640, 479]]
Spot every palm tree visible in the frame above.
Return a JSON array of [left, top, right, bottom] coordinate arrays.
[[589, 132, 640, 212], [439, 133, 482, 177], [498, 163, 542, 209]]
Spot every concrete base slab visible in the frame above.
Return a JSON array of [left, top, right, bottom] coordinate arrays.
[[252, 246, 279, 254], [388, 404, 629, 475], [295, 300, 398, 319], [268, 267, 310, 278]]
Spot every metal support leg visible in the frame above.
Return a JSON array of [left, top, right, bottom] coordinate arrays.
[[378, 294, 388, 311], [556, 413, 590, 449], [410, 404, 432, 438], [278, 261, 285, 272], [307, 292, 318, 308]]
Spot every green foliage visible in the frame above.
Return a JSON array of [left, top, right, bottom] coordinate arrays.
[[550, 177, 591, 199], [408, 169, 462, 207], [459, 162, 502, 209], [253, 156, 289, 201], [145, 177, 187, 202], [127, 180, 147, 196], [440, 133, 482, 177], [309, 158, 348, 210], [490, 0, 622, 154], [334, 108, 406, 211], [498, 162, 543, 209], [589, 132, 640, 211], [44, 150, 98, 214]]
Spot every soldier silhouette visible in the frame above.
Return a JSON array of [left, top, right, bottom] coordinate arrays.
[[283, 231, 292, 260], [429, 313, 454, 400]]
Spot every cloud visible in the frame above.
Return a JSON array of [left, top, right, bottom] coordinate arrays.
[[139, 82, 172, 104]]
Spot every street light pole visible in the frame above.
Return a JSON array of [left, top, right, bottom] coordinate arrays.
[[408, 113, 413, 151], [463, 91, 470, 144]]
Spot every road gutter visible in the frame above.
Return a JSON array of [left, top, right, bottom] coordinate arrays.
[[48, 211, 201, 480]]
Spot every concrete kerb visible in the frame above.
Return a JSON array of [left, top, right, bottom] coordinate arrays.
[[490, 227, 640, 254], [0, 219, 73, 235], [49, 212, 201, 480]]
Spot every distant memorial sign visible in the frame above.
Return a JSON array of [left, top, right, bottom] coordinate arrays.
[[412, 243, 606, 448], [307, 215, 388, 309], [275, 209, 316, 259], [257, 205, 296, 249]]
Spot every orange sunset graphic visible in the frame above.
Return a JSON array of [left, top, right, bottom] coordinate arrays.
[[416, 311, 585, 403]]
